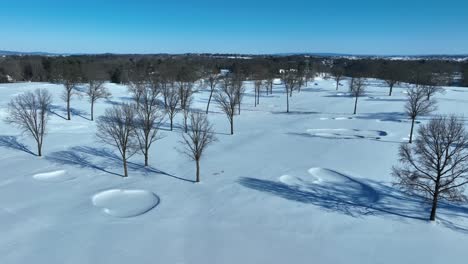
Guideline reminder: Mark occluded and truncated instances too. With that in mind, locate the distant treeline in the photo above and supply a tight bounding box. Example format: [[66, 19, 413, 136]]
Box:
[[0, 54, 467, 87]]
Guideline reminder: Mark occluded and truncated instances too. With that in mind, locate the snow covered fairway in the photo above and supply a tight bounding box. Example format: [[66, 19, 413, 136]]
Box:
[[1, 78, 468, 264]]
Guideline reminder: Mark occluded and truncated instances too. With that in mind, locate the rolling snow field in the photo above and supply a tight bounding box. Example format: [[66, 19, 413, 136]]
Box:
[[1, 78, 468, 264]]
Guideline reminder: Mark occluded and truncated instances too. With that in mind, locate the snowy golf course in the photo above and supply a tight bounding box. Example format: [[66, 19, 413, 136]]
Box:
[[1, 77, 468, 264]]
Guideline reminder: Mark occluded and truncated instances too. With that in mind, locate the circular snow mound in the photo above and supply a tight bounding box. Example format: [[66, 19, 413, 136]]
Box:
[[92, 189, 159, 217], [33, 170, 75, 182]]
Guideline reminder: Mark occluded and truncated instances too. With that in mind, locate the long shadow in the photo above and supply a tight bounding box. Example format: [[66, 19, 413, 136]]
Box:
[[46, 148, 122, 177], [105, 99, 123, 106], [301, 87, 329, 93], [270, 110, 320, 115], [50, 105, 91, 121], [50, 109, 68, 120], [0, 136, 37, 156], [46, 146, 194, 182], [365, 97, 407, 102], [354, 112, 434, 124], [238, 171, 468, 232], [70, 108, 91, 121]]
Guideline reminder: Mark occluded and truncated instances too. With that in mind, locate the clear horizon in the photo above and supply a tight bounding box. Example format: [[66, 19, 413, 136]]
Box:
[[2, 0, 468, 55]]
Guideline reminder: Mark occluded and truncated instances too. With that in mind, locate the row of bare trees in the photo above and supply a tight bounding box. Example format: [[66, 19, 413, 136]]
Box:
[[96, 102, 215, 181], [4, 81, 216, 181], [4, 79, 111, 157]]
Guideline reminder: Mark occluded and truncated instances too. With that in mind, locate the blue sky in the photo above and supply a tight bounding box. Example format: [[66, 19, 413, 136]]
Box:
[[1, 0, 467, 55]]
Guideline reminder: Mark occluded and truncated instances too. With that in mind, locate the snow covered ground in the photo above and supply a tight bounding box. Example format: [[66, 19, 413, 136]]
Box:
[[1, 78, 468, 264]]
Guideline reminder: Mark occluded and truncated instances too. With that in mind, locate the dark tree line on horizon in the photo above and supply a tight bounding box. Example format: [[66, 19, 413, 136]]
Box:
[[1, 54, 467, 88]]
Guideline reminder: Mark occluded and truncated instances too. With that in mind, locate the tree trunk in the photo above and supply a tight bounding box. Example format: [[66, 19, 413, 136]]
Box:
[[123, 157, 128, 177], [196, 159, 200, 182], [389, 84, 394, 96], [286, 89, 290, 113], [336, 80, 339, 90], [170, 118, 173, 131], [409, 118, 416, 143], [90, 102, 94, 121], [206, 89, 214, 114], [37, 143, 42, 157], [430, 186, 440, 221], [67, 98, 71, 120], [238, 102, 241, 115], [144, 152, 149, 167], [353, 96, 358, 115], [230, 117, 234, 135], [254, 89, 257, 107]]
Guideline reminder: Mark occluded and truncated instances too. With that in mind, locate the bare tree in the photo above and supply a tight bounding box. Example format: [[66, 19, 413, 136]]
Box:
[[96, 104, 137, 177], [86, 80, 111, 121], [423, 84, 444, 100], [305, 65, 315, 87], [280, 70, 300, 113], [134, 85, 165, 166], [384, 78, 399, 97], [349, 77, 366, 115], [5, 89, 52, 156], [215, 77, 239, 135], [61, 79, 80, 120], [53, 60, 82, 120], [178, 82, 194, 133], [180, 112, 217, 182], [205, 71, 220, 114], [164, 85, 180, 131], [393, 115, 468, 221], [128, 81, 145, 106], [264, 78, 274, 95], [380, 63, 402, 96], [331, 66, 344, 90], [233, 74, 245, 115], [254, 80, 262, 107], [405, 86, 437, 143]]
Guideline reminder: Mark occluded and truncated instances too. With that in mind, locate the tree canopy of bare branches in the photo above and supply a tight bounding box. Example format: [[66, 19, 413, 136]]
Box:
[[5, 89, 52, 156], [180, 112, 216, 182], [393, 115, 468, 221], [86, 80, 111, 121], [96, 104, 138, 177], [405, 86, 437, 143]]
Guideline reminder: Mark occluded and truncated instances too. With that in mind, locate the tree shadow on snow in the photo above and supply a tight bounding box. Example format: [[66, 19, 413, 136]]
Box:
[[46, 146, 194, 182], [270, 110, 320, 115], [238, 172, 468, 233], [50, 105, 91, 121], [365, 97, 407, 102], [0, 135, 37, 156]]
